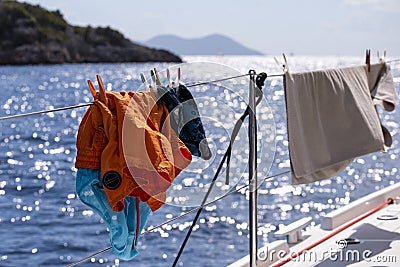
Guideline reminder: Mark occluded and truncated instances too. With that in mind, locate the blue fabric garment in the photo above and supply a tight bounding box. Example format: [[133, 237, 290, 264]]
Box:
[[158, 83, 212, 160], [76, 168, 151, 260]]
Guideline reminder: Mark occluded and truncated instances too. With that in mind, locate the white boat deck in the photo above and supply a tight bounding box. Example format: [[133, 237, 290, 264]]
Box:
[[284, 201, 400, 267], [228, 183, 400, 267]]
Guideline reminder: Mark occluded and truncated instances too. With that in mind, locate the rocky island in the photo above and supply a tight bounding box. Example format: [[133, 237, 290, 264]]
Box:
[[0, 0, 182, 65]]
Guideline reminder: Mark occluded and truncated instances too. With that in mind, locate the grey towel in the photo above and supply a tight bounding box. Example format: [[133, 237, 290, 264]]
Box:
[[284, 63, 397, 185]]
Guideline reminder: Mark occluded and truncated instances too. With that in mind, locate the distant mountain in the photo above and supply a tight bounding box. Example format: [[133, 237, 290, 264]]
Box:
[[0, 0, 181, 65], [145, 34, 263, 56]]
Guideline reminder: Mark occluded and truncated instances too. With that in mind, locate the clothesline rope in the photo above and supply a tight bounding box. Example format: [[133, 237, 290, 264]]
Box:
[[0, 103, 91, 121], [0, 72, 262, 122], [65, 170, 291, 267], [2, 58, 400, 122], [386, 58, 400, 63], [185, 73, 252, 87]]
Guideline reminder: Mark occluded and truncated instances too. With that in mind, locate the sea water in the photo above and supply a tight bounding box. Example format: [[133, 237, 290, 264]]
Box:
[[0, 56, 399, 267]]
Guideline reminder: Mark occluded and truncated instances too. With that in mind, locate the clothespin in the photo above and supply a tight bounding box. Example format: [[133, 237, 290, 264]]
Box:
[[148, 69, 158, 93], [365, 49, 371, 72], [167, 67, 181, 94], [151, 68, 166, 100], [150, 69, 160, 89], [274, 53, 292, 80], [140, 73, 151, 91], [153, 68, 162, 85], [377, 50, 387, 63], [88, 80, 97, 98], [274, 53, 289, 73], [167, 68, 181, 88], [87, 74, 108, 105], [166, 68, 173, 87]]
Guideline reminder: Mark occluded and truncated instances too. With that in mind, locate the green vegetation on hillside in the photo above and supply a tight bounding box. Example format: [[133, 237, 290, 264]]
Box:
[[0, 0, 67, 46], [73, 26, 131, 48], [0, 0, 181, 64]]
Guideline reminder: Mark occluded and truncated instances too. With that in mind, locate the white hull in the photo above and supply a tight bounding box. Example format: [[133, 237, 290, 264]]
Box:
[[229, 183, 400, 267]]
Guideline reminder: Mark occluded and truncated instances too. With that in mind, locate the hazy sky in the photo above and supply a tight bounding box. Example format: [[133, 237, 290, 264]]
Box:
[[24, 0, 400, 56]]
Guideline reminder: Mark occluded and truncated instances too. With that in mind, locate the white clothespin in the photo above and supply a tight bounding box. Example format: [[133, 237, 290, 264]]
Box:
[[167, 67, 181, 94], [141, 69, 158, 97], [152, 68, 167, 99], [274, 53, 292, 80], [153, 68, 162, 85], [149, 69, 160, 94], [166, 68, 173, 87], [150, 69, 157, 87], [167, 68, 181, 87], [377, 50, 387, 63], [140, 73, 151, 91], [274, 53, 289, 73]]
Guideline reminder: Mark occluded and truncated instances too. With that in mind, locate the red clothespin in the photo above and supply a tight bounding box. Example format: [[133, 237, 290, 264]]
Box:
[[87, 74, 108, 105], [365, 49, 371, 72]]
